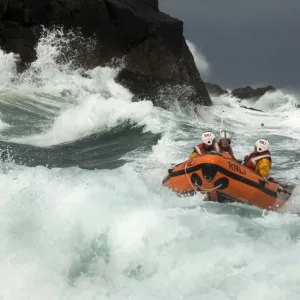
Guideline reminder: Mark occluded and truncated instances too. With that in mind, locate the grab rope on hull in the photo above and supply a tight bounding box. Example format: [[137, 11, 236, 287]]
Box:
[[184, 158, 222, 193]]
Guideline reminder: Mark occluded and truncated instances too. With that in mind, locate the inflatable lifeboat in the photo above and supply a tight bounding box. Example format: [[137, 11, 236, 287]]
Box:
[[162, 152, 292, 211]]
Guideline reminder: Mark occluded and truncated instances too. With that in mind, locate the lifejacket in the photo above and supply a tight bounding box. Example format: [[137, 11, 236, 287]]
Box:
[[218, 143, 234, 157], [244, 150, 272, 170], [194, 142, 220, 155]]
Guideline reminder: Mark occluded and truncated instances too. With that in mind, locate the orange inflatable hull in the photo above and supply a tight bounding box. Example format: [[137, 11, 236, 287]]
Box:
[[162, 152, 292, 211]]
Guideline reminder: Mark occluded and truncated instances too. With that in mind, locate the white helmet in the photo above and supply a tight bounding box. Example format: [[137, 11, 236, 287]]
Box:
[[255, 139, 269, 152], [201, 131, 216, 146], [220, 131, 231, 143]]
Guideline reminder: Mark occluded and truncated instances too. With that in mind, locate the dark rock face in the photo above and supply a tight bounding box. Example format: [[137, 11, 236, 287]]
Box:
[[205, 82, 228, 97], [0, 0, 212, 107], [232, 85, 276, 100]]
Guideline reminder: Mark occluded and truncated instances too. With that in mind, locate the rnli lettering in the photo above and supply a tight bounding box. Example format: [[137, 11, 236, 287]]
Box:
[[228, 161, 246, 175]]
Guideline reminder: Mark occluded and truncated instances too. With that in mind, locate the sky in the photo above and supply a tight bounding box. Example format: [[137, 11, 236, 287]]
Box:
[[159, 0, 300, 90]]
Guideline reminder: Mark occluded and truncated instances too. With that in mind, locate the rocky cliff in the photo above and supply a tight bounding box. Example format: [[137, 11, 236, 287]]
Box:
[[205, 82, 228, 97], [231, 85, 276, 100], [205, 82, 276, 100], [0, 0, 212, 107]]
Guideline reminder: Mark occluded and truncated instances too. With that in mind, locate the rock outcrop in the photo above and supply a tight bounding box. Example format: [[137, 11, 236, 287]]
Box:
[[0, 0, 212, 107], [205, 82, 276, 101], [232, 85, 276, 100], [205, 82, 228, 97]]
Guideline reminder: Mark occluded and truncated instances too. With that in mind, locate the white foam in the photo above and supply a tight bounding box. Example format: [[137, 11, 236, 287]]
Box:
[[1, 162, 300, 299], [251, 90, 298, 112], [0, 29, 156, 146], [1, 27, 300, 300], [186, 40, 210, 80], [0, 49, 18, 87], [11, 93, 153, 146], [211, 93, 240, 108], [0, 117, 10, 131]]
